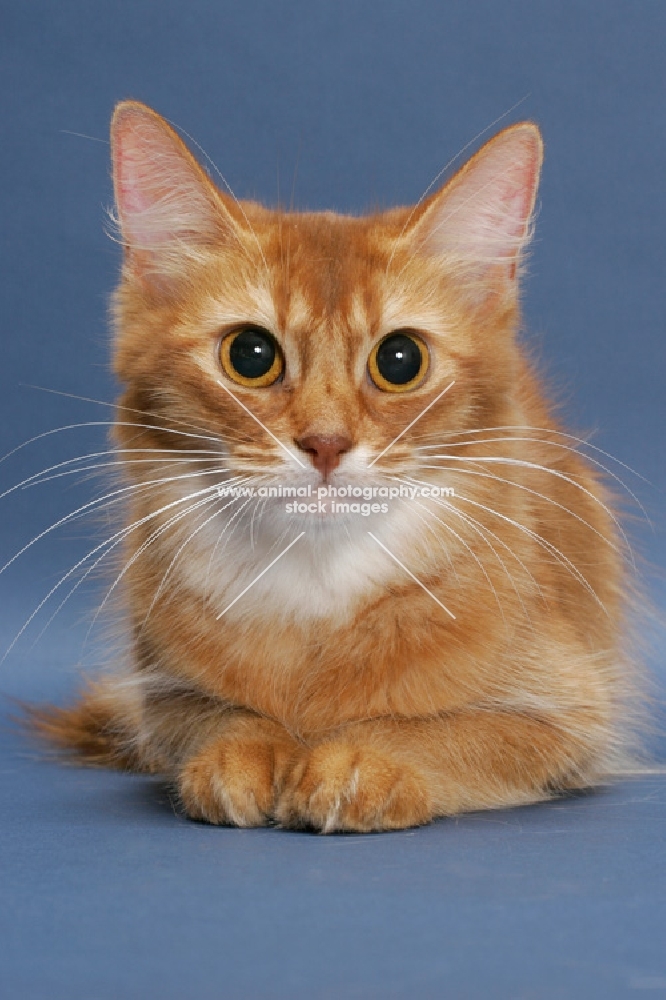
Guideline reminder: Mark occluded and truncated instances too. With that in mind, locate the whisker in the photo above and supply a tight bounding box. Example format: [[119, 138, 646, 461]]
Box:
[[419, 456, 633, 567], [0, 420, 227, 471], [414, 433, 651, 525], [139, 484, 260, 629], [77, 471, 251, 643], [394, 474, 543, 616], [18, 469, 252, 655], [390, 496, 462, 587], [395, 492, 507, 626], [439, 501, 537, 625], [239, 472, 275, 552], [248, 494, 263, 552], [46, 492, 229, 653], [30, 486, 235, 651], [416, 424, 652, 488], [19, 383, 237, 443], [23, 453, 228, 491], [14, 449, 225, 493], [454, 492, 608, 615], [89, 489, 246, 639], [0, 464, 235, 581], [203, 492, 260, 605], [2, 475, 239, 660], [215, 379, 306, 469]]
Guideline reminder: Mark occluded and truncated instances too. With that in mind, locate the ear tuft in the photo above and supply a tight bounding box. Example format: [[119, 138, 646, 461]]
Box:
[[110, 101, 230, 282], [413, 123, 543, 288]]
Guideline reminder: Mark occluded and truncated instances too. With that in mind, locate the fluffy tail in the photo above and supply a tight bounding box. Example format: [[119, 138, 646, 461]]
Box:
[[21, 679, 149, 772]]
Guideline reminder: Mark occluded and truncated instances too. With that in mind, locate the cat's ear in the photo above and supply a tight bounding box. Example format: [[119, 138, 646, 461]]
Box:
[[410, 123, 543, 299], [111, 101, 237, 287]]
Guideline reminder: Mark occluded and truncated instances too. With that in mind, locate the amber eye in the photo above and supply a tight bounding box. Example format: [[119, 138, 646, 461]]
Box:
[[219, 327, 284, 387], [368, 331, 429, 392]]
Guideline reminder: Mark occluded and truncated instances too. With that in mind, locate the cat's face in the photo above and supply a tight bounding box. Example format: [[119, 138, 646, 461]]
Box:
[[111, 103, 541, 616]]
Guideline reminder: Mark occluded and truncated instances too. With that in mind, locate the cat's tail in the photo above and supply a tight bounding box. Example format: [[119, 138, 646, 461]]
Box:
[[20, 678, 150, 772]]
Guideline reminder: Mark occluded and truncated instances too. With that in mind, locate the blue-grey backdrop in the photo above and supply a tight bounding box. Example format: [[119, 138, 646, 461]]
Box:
[[1, 4, 664, 999]]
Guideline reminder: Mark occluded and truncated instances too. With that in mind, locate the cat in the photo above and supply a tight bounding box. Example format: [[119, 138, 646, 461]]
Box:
[[29, 100, 640, 832]]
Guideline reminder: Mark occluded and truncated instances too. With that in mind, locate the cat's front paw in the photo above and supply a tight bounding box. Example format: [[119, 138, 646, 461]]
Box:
[[276, 741, 432, 833], [178, 729, 298, 827]]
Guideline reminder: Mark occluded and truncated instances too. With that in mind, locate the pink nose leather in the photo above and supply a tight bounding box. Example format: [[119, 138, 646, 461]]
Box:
[[295, 434, 352, 477]]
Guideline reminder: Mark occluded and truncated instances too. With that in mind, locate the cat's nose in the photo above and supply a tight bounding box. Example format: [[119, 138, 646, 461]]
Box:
[[294, 434, 352, 477]]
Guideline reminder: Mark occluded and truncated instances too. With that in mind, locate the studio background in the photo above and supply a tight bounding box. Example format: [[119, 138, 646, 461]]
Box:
[[1, 3, 664, 998]]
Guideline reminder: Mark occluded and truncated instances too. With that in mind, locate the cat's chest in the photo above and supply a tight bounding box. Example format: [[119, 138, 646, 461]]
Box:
[[137, 567, 486, 736], [177, 541, 354, 626], [163, 486, 411, 621]]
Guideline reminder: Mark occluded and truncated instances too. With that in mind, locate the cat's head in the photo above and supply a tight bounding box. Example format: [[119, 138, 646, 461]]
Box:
[[110, 102, 541, 609]]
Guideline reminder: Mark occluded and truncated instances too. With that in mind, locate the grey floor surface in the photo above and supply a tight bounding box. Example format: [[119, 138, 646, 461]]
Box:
[[1, 641, 665, 1000]]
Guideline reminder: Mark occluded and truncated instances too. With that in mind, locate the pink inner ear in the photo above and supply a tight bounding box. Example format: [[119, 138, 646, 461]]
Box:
[[117, 151, 158, 219], [111, 105, 222, 257], [497, 171, 536, 248], [419, 125, 543, 267]]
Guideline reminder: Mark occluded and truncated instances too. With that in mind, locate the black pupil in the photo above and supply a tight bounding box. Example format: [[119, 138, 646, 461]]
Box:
[[376, 333, 423, 385], [229, 328, 276, 379]]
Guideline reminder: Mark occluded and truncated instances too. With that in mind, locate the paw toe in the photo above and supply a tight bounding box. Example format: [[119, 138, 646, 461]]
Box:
[[277, 742, 431, 833], [178, 738, 276, 827]]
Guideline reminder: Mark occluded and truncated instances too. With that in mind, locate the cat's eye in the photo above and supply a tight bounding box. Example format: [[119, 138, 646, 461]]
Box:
[[368, 331, 429, 392], [218, 326, 284, 388]]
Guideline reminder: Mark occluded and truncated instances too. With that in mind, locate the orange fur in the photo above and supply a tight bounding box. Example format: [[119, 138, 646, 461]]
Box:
[[30, 101, 641, 832]]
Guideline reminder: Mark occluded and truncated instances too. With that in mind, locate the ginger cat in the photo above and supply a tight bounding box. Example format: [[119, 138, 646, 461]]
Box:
[[31, 101, 637, 832]]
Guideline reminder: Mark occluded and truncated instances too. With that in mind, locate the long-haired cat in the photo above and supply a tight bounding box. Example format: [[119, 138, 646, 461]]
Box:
[[30, 100, 640, 832]]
